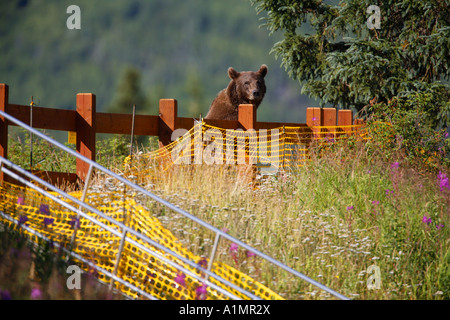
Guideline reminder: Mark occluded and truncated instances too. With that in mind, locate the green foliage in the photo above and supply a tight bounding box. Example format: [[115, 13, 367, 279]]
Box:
[[96, 134, 130, 169], [365, 92, 450, 169], [108, 67, 146, 114], [251, 0, 450, 124], [8, 129, 134, 173], [8, 129, 76, 172]]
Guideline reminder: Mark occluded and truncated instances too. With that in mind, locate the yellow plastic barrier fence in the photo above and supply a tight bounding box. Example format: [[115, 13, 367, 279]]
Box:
[[0, 182, 283, 300], [124, 121, 368, 175]]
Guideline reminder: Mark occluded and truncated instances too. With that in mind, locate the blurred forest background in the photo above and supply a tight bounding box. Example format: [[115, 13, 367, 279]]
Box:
[[0, 0, 314, 125]]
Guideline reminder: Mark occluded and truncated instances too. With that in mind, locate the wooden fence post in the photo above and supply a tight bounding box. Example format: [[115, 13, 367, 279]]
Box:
[[338, 109, 353, 134], [306, 107, 323, 140], [306, 107, 323, 127], [0, 84, 8, 183], [238, 104, 256, 130], [322, 108, 336, 127], [158, 99, 177, 148], [76, 93, 96, 182], [238, 104, 257, 182]]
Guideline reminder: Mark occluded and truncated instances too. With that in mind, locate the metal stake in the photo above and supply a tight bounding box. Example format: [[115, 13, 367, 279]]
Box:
[[30, 96, 34, 171], [207, 232, 221, 273], [129, 104, 136, 162], [110, 227, 127, 290], [68, 163, 94, 255]]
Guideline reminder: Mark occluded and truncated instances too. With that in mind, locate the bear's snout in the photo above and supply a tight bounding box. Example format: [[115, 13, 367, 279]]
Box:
[[249, 89, 262, 102]]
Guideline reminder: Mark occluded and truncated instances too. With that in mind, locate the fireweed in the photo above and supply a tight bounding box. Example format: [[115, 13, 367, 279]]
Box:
[[2, 129, 448, 299]]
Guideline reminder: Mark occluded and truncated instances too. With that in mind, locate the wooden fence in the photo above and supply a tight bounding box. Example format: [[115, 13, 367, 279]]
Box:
[[0, 83, 358, 186]]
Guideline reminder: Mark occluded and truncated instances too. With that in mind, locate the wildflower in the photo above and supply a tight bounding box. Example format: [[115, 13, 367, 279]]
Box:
[[437, 171, 449, 192], [174, 273, 186, 288], [229, 243, 239, 253], [346, 205, 354, 211], [371, 200, 380, 205], [39, 204, 50, 215], [18, 215, 28, 226], [385, 189, 394, 196], [221, 227, 229, 233], [436, 224, 444, 230], [229, 243, 239, 266], [246, 250, 256, 258], [31, 288, 42, 300], [17, 197, 24, 205], [195, 284, 208, 300], [0, 289, 11, 300], [197, 257, 207, 269], [43, 217, 54, 227], [422, 216, 432, 225], [391, 162, 399, 169]]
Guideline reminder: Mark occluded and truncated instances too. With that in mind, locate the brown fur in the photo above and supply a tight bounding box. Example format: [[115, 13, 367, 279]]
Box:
[[205, 65, 268, 121]]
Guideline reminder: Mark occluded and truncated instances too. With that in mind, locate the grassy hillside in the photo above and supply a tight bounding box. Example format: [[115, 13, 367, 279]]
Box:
[[0, 0, 311, 122]]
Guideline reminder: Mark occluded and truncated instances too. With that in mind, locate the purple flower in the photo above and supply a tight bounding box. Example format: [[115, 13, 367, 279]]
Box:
[[69, 216, 80, 229], [195, 284, 208, 300], [197, 257, 207, 269], [17, 197, 24, 205], [221, 227, 229, 233], [31, 288, 42, 300], [436, 224, 445, 230], [174, 273, 186, 288], [246, 250, 256, 258], [386, 189, 394, 195], [229, 243, 239, 253], [437, 171, 449, 192], [346, 205, 354, 211], [371, 200, 380, 205], [39, 204, 50, 215], [391, 162, 399, 169], [229, 243, 239, 266], [18, 215, 28, 226], [312, 117, 317, 122], [0, 289, 11, 300], [43, 217, 54, 227], [422, 215, 432, 225]]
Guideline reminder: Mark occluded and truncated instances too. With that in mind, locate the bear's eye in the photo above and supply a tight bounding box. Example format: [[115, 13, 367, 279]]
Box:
[[244, 81, 250, 86]]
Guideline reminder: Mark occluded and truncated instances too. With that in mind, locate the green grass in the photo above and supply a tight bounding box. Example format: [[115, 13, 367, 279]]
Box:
[[127, 139, 449, 300], [1, 127, 449, 300]]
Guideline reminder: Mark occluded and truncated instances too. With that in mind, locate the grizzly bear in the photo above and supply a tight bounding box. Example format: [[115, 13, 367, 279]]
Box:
[[205, 64, 268, 121]]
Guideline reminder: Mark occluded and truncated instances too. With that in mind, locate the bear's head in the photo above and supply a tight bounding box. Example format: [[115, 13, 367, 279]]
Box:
[[227, 64, 268, 107]]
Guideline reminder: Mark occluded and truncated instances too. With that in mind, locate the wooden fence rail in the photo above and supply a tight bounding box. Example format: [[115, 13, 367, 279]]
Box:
[[0, 83, 357, 186]]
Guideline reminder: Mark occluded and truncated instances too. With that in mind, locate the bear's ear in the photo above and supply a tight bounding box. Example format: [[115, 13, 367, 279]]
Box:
[[258, 64, 268, 77], [228, 67, 240, 80]]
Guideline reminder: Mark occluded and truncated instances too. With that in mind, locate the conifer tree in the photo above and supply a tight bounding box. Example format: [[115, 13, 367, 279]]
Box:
[[251, 0, 449, 126]]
